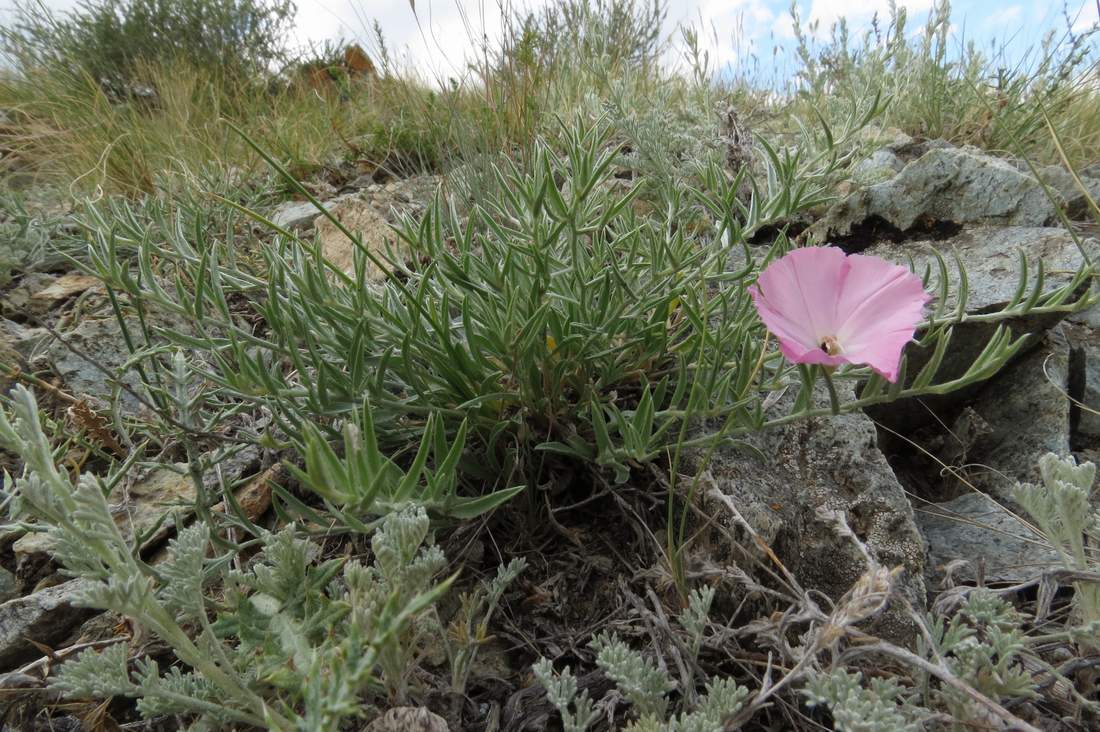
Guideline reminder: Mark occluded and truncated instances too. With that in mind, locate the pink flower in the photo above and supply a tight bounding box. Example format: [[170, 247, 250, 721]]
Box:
[[748, 247, 931, 383]]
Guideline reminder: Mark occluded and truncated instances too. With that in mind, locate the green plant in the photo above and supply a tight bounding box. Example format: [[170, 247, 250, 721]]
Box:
[[538, 588, 748, 730], [803, 670, 924, 732], [808, 591, 1041, 729], [289, 408, 523, 524], [440, 557, 527, 694], [1, 0, 296, 87], [0, 385, 457, 729], [533, 658, 601, 732], [71, 116, 1096, 519], [1014, 452, 1100, 641], [788, 0, 1100, 166], [0, 191, 76, 285]]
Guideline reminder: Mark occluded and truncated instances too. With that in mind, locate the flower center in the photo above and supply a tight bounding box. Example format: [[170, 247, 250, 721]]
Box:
[[820, 335, 842, 356]]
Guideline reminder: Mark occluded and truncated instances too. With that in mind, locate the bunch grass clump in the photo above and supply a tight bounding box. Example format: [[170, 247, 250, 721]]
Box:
[[787, 0, 1100, 166]]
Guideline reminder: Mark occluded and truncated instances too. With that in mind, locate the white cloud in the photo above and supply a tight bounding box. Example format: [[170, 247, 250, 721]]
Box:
[[985, 3, 1022, 27], [1069, 0, 1099, 32], [802, 0, 934, 35], [677, 0, 779, 72]]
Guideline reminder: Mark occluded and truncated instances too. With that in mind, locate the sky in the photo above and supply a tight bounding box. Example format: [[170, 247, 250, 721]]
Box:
[[2, 0, 1097, 83]]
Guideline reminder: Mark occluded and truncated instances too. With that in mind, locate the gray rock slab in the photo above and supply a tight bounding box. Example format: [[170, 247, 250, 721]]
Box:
[[689, 385, 926, 642], [916, 492, 1061, 586], [270, 200, 323, 231], [941, 331, 1073, 503], [46, 316, 150, 414], [812, 146, 1064, 240], [0, 579, 96, 669], [1036, 165, 1100, 220]]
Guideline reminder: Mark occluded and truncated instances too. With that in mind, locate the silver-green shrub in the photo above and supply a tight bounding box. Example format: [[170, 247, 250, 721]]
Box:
[[0, 385, 457, 730], [1015, 452, 1100, 632]]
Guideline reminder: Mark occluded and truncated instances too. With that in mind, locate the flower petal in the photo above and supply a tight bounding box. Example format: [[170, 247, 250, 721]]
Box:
[[834, 254, 931, 381], [750, 247, 847, 355]]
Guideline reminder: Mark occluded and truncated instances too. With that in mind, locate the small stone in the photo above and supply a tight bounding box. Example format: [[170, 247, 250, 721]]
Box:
[[1, 318, 47, 360], [1, 273, 59, 320], [0, 579, 97, 669], [0, 568, 17, 604], [270, 200, 322, 231], [29, 273, 101, 304]]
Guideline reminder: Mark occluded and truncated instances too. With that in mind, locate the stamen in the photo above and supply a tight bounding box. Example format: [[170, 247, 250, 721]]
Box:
[[820, 335, 842, 356]]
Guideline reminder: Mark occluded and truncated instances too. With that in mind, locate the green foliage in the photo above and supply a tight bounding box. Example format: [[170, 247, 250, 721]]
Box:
[[542, 596, 748, 732], [1014, 452, 1100, 640], [591, 631, 675, 719], [1, 0, 296, 86], [347, 506, 446, 703], [289, 409, 523, 522], [71, 112, 1094, 511], [804, 670, 925, 732], [920, 590, 1038, 721], [809, 589, 1042, 730], [788, 0, 1100, 165], [441, 557, 527, 693], [0, 386, 456, 730], [0, 192, 79, 285], [655, 678, 750, 732], [534, 658, 601, 732]]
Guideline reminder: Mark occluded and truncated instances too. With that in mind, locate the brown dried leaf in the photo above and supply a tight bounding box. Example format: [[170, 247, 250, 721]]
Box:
[[67, 400, 125, 458]]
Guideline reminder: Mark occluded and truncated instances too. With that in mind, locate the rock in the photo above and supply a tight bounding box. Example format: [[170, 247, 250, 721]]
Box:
[[270, 200, 323, 231], [690, 384, 926, 642], [1, 273, 59, 321], [43, 306, 202, 416], [46, 316, 151, 414], [865, 227, 1098, 394], [0, 568, 17, 604], [11, 532, 58, 590], [940, 331, 1073, 503], [1063, 323, 1100, 448], [315, 197, 408, 282], [342, 44, 377, 78], [0, 319, 31, 392], [1035, 164, 1100, 220], [1, 317, 47, 361], [28, 273, 101, 305], [884, 136, 954, 162], [0, 579, 96, 669], [364, 707, 449, 732], [872, 226, 1095, 317], [1067, 299, 1100, 330], [811, 146, 1063, 241], [916, 492, 1061, 586], [852, 149, 905, 185], [212, 460, 278, 523]]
